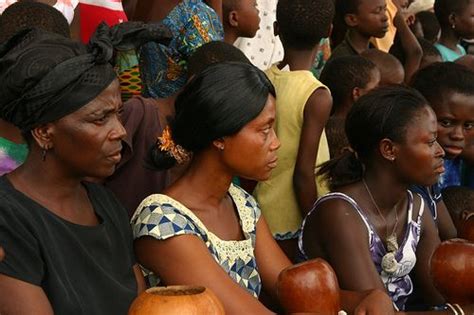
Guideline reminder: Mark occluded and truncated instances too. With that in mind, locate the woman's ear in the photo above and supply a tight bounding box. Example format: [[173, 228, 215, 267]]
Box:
[[31, 124, 54, 150], [379, 138, 397, 162]]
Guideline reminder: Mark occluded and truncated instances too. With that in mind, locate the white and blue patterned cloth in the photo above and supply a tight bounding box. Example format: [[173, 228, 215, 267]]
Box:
[[131, 184, 262, 297], [299, 191, 424, 311]]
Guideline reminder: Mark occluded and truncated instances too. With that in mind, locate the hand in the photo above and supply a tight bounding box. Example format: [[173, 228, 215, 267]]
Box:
[[354, 289, 395, 315]]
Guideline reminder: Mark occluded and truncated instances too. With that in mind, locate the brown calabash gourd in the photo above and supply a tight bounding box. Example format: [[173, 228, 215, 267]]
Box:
[[430, 239, 474, 305], [277, 258, 341, 314], [459, 216, 474, 243], [128, 285, 225, 315]]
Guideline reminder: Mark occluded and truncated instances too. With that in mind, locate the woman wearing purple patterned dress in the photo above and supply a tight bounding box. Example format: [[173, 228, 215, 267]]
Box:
[[298, 86, 474, 314]]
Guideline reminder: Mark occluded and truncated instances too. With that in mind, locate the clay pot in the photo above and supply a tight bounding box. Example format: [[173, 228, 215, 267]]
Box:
[[128, 285, 225, 315], [277, 259, 341, 314], [459, 216, 474, 242], [430, 239, 474, 305]]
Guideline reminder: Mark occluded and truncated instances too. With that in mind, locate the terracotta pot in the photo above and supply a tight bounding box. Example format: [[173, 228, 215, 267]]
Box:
[[459, 217, 474, 243], [277, 259, 341, 314], [128, 285, 225, 315], [430, 239, 474, 305]]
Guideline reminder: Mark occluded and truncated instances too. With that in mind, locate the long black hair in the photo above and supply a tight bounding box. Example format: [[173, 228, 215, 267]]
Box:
[[150, 61, 276, 170], [318, 86, 429, 190]]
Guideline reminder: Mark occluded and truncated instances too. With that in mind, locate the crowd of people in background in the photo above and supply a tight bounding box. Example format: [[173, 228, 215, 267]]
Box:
[[1, 0, 474, 314]]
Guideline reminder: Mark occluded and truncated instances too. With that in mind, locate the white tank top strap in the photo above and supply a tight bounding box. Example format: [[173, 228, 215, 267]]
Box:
[[406, 190, 414, 223], [414, 192, 425, 224]]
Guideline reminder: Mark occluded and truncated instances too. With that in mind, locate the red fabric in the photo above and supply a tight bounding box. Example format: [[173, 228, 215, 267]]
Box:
[[79, 2, 128, 43]]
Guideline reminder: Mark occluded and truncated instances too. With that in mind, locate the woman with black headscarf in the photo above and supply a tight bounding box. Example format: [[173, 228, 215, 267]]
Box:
[[0, 28, 156, 314]]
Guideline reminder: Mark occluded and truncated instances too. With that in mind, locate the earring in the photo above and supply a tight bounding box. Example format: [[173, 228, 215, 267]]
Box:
[[218, 144, 225, 151], [42, 145, 49, 162], [452, 23, 456, 29], [390, 156, 395, 161]]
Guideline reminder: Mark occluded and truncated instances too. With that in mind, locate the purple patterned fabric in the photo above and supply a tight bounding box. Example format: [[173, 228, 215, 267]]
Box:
[[299, 191, 424, 311], [0, 148, 21, 176]]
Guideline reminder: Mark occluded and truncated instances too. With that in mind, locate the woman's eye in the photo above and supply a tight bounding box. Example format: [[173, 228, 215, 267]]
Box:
[[428, 139, 437, 146], [464, 122, 474, 130], [95, 115, 108, 124]]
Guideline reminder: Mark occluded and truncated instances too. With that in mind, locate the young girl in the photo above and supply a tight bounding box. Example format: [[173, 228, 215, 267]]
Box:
[[253, 0, 333, 261], [298, 86, 474, 314], [434, 0, 474, 61], [410, 62, 474, 240], [131, 62, 395, 315]]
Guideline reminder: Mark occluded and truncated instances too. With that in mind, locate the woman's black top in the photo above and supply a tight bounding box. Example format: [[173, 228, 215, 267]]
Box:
[[0, 176, 137, 314]]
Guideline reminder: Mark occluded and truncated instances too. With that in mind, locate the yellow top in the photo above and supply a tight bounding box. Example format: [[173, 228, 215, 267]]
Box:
[[253, 65, 330, 238], [372, 0, 398, 52]]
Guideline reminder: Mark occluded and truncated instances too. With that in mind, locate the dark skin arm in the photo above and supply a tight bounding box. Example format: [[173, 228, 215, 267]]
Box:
[[254, 217, 292, 304], [134, 218, 279, 315], [0, 275, 54, 315], [435, 200, 457, 241], [302, 198, 388, 292], [411, 204, 444, 305], [294, 88, 332, 215], [133, 264, 146, 294], [392, 0, 422, 83], [70, 4, 81, 41]]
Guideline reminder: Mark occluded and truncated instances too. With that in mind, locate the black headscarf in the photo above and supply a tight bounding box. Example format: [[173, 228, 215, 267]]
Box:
[[0, 22, 171, 132]]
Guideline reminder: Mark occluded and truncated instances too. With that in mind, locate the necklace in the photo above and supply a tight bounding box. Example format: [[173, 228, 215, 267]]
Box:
[[362, 179, 400, 274]]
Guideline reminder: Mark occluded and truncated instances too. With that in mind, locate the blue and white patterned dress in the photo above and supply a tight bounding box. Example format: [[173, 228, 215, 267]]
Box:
[[131, 184, 262, 297], [299, 191, 424, 311]]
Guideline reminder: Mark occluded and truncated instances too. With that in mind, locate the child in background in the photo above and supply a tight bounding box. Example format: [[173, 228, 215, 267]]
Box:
[[331, 0, 422, 83], [442, 186, 474, 234], [410, 62, 474, 240], [233, 0, 284, 70], [330, 0, 388, 59], [253, 0, 333, 260], [414, 10, 440, 43], [320, 56, 380, 120], [434, 0, 474, 61], [361, 49, 405, 85], [222, 0, 260, 44], [319, 56, 380, 158]]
